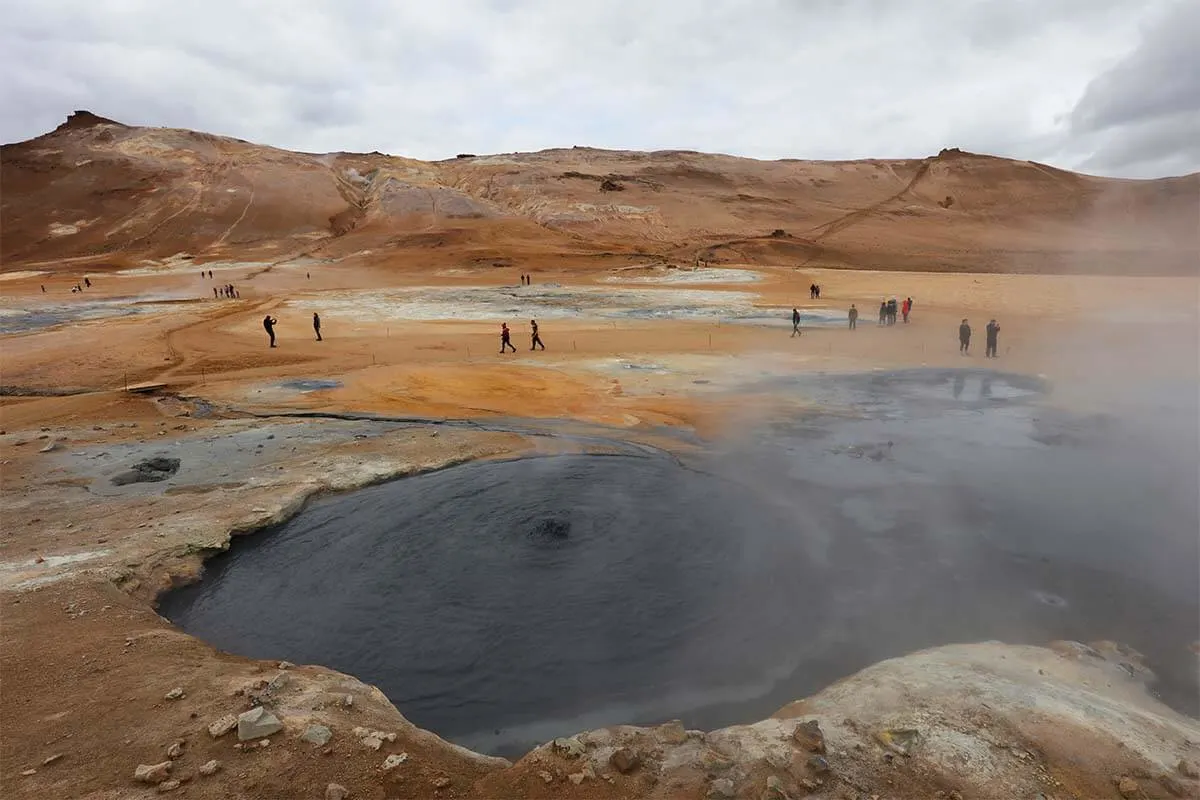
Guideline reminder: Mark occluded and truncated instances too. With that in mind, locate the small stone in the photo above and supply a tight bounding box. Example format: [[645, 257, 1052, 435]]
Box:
[[568, 772, 587, 785], [266, 672, 290, 693], [381, 753, 409, 771], [157, 779, 181, 793], [764, 775, 789, 799], [237, 706, 283, 741], [657, 720, 689, 745], [538, 770, 555, 784], [352, 726, 368, 738], [198, 760, 220, 776], [433, 776, 451, 789], [134, 761, 173, 784], [42, 753, 64, 766], [800, 777, 820, 791], [278, 661, 294, 669], [1117, 776, 1140, 799], [39, 441, 60, 453], [709, 777, 737, 799], [343, 694, 354, 707], [807, 755, 830, 774], [361, 736, 383, 750], [552, 736, 586, 758], [326, 784, 348, 800], [793, 720, 826, 754], [610, 747, 641, 774], [259, 738, 271, 748], [166, 741, 184, 759], [302, 725, 333, 746], [208, 714, 238, 738], [947, 791, 963, 800], [21, 769, 36, 776], [383, 732, 397, 743], [233, 743, 243, 750], [1180, 760, 1200, 779]]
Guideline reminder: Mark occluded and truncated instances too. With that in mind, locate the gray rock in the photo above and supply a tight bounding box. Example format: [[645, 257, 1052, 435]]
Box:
[[538, 770, 555, 784], [157, 779, 181, 793], [793, 720, 826, 754], [361, 736, 383, 750], [609, 747, 640, 774], [42, 753, 64, 766], [708, 778, 737, 799], [237, 706, 283, 741], [302, 724, 333, 746], [208, 713, 238, 738], [198, 760, 221, 776], [807, 755, 830, 774], [552, 736, 586, 758], [326, 784, 348, 800], [266, 671, 290, 693], [111, 457, 180, 485], [134, 761, 173, 784], [432, 776, 451, 789], [39, 440, 60, 453], [278, 661, 294, 669], [1180, 760, 1200, 779], [166, 741, 184, 760], [657, 720, 689, 745]]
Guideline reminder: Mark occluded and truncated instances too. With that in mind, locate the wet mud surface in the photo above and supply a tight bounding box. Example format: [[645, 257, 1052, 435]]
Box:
[[161, 368, 1200, 757]]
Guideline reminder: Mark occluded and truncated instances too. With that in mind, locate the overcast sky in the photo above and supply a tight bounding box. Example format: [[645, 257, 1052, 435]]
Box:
[[3, 0, 1198, 177]]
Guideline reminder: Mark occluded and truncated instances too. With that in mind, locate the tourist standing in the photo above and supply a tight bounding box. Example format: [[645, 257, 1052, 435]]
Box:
[[848, 304, 858, 330], [959, 319, 971, 354], [263, 315, 278, 348], [985, 319, 1000, 358]]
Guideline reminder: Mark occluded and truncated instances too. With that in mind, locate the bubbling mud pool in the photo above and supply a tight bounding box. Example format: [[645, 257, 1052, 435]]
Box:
[[160, 369, 1200, 757]]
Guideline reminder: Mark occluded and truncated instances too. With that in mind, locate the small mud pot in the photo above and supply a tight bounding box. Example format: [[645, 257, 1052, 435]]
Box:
[[160, 369, 1200, 756]]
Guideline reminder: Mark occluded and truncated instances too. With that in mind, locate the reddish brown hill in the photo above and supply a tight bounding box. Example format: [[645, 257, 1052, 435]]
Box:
[[3, 113, 1196, 274]]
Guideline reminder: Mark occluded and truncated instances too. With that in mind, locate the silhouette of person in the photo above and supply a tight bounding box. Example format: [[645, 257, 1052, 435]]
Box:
[[985, 319, 1000, 358], [814, 284, 820, 299], [500, 322, 516, 353], [903, 296, 913, 323], [959, 319, 971, 354], [848, 304, 858, 329], [263, 315, 278, 348], [530, 319, 545, 350], [41, 285, 46, 293], [84, 277, 91, 288], [792, 308, 802, 337], [313, 312, 322, 342], [213, 287, 219, 299], [879, 301, 887, 325]]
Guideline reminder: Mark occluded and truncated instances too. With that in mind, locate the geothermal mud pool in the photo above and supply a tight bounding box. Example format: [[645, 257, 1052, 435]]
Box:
[[161, 369, 1200, 758]]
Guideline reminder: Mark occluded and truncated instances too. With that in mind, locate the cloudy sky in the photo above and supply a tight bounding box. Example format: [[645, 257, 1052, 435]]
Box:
[[3, 0, 1198, 177]]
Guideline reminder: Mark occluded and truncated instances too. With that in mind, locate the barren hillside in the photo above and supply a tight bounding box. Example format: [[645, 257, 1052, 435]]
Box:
[[3, 110, 1197, 274]]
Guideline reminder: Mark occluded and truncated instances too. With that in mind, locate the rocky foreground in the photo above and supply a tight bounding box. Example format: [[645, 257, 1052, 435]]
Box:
[[2, 405, 1198, 799]]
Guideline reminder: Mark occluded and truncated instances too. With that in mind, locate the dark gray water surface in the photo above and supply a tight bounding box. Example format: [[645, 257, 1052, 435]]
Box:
[[160, 368, 1200, 756]]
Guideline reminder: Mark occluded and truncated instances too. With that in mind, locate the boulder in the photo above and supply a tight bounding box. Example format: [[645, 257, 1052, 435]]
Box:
[[792, 720, 826, 754], [134, 761, 172, 784], [609, 747, 641, 774], [302, 725, 333, 746], [208, 714, 238, 738], [237, 707, 283, 741]]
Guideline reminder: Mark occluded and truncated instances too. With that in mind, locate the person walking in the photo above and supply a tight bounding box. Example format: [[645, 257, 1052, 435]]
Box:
[[878, 301, 887, 326], [985, 319, 1000, 358], [792, 308, 802, 337], [530, 319, 545, 350], [500, 322, 516, 353], [313, 312, 322, 342], [848, 304, 858, 329], [958, 319, 971, 355], [213, 287, 219, 299], [901, 297, 911, 323], [263, 315, 278, 348]]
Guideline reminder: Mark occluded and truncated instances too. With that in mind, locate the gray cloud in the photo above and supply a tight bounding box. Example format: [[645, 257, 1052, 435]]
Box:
[[1067, 1, 1200, 175], [2, 0, 1196, 177]]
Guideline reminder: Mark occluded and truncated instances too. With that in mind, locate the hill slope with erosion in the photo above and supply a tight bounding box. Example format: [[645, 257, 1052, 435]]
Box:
[[3, 111, 1196, 275]]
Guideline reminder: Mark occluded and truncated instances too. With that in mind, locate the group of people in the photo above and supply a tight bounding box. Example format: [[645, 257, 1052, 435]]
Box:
[[68, 277, 92, 293], [518, 274, 534, 286], [793, 290, 1004, 358], [808, 283, 822, 299], [959, 319, 1001, 357], [500, 320, 544, 352], [876, 297, 913, 325], [214, 284, 239, 299]]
